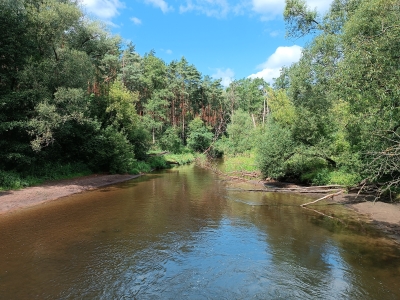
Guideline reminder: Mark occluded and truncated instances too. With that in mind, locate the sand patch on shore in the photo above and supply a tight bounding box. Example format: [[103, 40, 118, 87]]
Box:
[[0, 174, 140, 215]]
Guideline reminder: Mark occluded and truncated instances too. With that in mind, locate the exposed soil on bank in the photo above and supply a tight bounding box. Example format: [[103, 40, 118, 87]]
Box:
[[0, 174, 141, 216], [261, 180, 400, 244], [203, 162, 400, 244], [333, 193, 400, 243]]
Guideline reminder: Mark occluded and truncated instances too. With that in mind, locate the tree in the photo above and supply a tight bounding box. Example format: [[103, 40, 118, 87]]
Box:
[[284, 0, 321, 38], [257, 121, 295, 179], [187, 117, 213, 152], [226, 78, 267, 127], [336, 0, 400, 196], [223, 109, 255, 155]]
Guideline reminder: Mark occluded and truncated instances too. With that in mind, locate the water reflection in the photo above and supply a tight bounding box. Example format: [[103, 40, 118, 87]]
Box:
[[0, 165, 399, 299]]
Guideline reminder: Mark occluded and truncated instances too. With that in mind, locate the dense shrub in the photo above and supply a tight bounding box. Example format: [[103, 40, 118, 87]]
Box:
[[256, 121, 295, 179], [158, 127, 183, 153], [147, 156, 169, 169], [86, 126, 136, 174], [187, 117, 213, 152]]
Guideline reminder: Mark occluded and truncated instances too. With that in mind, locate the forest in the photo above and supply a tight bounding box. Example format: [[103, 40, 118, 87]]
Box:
[[0, 0, 399, 199]]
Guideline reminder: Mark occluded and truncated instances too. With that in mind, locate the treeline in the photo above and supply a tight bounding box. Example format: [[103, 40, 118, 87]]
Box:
[[218, 0, 400, 199], [1, 0, 399, 198], [0, 0, 229, 188]]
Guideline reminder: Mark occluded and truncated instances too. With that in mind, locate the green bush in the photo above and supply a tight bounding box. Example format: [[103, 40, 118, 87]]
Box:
[[147, 156, 169, 169], [0, 170, 29, 190], [224, 109, 256, 155], [164, 152, 195, 165], [222, 153, 258, 173], [127, 124, 151, 161], [285, 153, 327, 178], [256, 121, 295, 179], [0, 161, 92, 191], [301, 168, 361, 187], [129, 161, 152, 174], [86, 126, 136, 173], [187, 117, 213, 152], [158, 126, 183, 153]]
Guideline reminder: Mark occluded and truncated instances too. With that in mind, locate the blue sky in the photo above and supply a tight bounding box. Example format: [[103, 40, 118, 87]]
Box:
[[80, 0, 333, 86]]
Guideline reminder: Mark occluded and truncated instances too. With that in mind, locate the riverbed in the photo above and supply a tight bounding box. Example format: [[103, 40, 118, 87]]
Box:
[[0, 164, 399, 299]]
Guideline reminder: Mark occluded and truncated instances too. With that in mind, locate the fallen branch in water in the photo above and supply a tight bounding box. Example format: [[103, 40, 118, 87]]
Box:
[[302, 206, 346, 225], [303, 185, 345, 189], [300, 191, 346, 225], [300, 191, 343, 207]]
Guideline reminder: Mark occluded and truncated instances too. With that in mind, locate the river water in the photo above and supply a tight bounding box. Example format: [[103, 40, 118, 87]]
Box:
[[0, 164, 400, 299]]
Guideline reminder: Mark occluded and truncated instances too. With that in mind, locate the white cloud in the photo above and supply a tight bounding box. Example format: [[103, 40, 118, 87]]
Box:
[[180, 0, 230, 18], [269, 30, 281, 37], [212, 68, 235, 87], [130, 17, 142, 25], [144, 0, 173, 13], [80, 0, 125, 19], [248, 45, 302, 84], [251, 0, 284, 20], [104, 20, 120, 28], [252, 0, 333, 21], [161, 48, 173, 54], [178, 0, 333, 20], [306, 0, 332, 12]]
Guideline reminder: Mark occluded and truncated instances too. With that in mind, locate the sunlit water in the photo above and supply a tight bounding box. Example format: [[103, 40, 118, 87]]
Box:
[[0, 164, 400, 299]]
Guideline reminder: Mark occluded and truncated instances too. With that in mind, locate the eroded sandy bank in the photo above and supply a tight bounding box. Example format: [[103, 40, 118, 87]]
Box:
[[0, 174, 141, 215]]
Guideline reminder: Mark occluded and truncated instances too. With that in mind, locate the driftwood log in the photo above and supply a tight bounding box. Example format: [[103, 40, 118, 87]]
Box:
[[235, 188, 343, 194], [300, 191, 343, 207], [300, 191, 345, 224]]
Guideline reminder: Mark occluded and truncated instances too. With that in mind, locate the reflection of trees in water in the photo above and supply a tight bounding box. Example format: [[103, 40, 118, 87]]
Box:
[[1, 166, 400, 299], [225, 190, 400, 298]]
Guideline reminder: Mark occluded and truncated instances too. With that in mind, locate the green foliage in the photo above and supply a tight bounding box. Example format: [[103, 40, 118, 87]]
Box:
[[256, 122, 295, 179], [301, 168, 361, 187], [147, 156, 169, 170], [129, 161, 151, 174], [0, 162, 91, 191], [284, 0, 320, 38], [284, 153, 327, 178], [266, 88, 295, 127], [222, 154, 258, 173], [164, 152, 195, 165], [127, 124, 151, 161], [158, 126, 183, 153], [187, 117, 213, 153], [218, 109, 256, 155], [226, 78, 267, 118], [0, 170, 30, 190], [86, 126, 136, 174], [0, 0, 231, 189]]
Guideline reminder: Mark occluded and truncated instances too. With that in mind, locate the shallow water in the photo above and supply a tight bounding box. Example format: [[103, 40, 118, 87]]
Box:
[[0, 165, 399, 299]]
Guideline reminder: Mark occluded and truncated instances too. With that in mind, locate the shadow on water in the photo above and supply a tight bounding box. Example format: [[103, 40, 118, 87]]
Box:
[[0, 164, 400, 299]]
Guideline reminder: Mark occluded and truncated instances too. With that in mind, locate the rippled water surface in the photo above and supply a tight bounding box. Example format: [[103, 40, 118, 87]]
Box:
[[1, 165, 400, 299]]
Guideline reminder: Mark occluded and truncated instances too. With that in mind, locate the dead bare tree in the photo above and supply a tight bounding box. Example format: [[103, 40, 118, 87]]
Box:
[[365, 130, 400, 201]]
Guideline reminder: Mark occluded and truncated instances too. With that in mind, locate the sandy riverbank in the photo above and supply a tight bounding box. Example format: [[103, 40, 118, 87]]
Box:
[[332, 192, 400, 243], [0, 174, 141, 216]]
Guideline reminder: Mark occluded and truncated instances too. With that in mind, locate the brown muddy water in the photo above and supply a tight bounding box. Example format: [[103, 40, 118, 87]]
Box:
[[0, 164, 400, 299]]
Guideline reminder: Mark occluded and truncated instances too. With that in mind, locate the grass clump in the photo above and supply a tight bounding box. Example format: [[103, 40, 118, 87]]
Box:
[[0, 162, 92, 191], [301, 168, 361, 187], [129, 161, 152, 174], [164, 152, 195, 165], [222, 153, 258, 173]]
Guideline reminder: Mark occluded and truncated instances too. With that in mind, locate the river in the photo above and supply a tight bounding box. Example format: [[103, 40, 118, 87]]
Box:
[[0, 164, 399, 299]]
